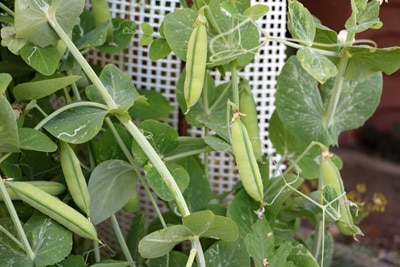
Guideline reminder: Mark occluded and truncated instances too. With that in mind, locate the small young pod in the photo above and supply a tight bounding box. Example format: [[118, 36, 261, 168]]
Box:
[[239, 79, 263, 161], [184, 10, 208, 113], [60, 141, 91, 218], [0, 181, 65, 201], [6, 181, 99, 242], [231, 113, 264, 203], [320, 151, 363, 238]]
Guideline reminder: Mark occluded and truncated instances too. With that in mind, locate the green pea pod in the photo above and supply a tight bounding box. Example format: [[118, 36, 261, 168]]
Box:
[[0, 181, 65, 201], [60, 141, 90, 218], [239, 79, 263, 161], [231, 115, 264, 204], [320, 151, 363, 238], [184, 10, 208, 113], [91, 0, 114, 42], [7, 182, 99, 241]]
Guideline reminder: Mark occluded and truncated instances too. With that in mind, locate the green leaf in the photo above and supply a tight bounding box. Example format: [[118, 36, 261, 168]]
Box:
[[126, 214, 146, 264], [145, 163, 189, 201], [304, 230, 334, 267], [19, 45, 60, 76], [13, 75, 81, 101], [204, 240, 250, 266], [345, 0, 381, 33], [243, 4, 270, 20], [89, 260, 134, 267], [14, 0, 85, 47], [149, 38, 172, 60], [25, 212, 73, 266], [86, 64, 139, 110], [288, 1, 316, 46], [138, 225, 194, 258], [296, 47, 338, 84], [206, 0, 260, 68], [0, 218, 33, 267], [244, 219, 274, 267], [18, 128, 57, 152], [203, 135, 232, 155], [140, 35, 153, 46], [53, 255, 86, 267], [182, 210, 239, 242], [287, 241, 319, 267], [44, 105, 107, 144], [141, 22, 154, 35], [75, 21, 108, 49], [97, 18, 137, 54], [276, 56, 382, 146], [88, 159, 138, 225], [0, 73, 12, 94], [227, 189, 260, 238], [176, 156, 212, 212], [129, 89, 173, 120], [343, 46, 400, 81], [163, 8, 197, 61], [148, 251, 194, 267], [220, 2, 246, 20], [131, 120, 179, 163], [165, 137, 210, 160], [0, 95, 20, 152]]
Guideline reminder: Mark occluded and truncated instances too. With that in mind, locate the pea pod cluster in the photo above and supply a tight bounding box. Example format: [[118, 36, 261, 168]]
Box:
[[231, 111, 264, 204], [183, 8, 208, 113], [239, 79, 263, 162], [319, 151, 363, 238], [60, 141, 91, 218], [6, 181, 99, 241]]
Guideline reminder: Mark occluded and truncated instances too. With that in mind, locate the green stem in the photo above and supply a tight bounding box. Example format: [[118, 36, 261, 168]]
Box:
[[325, 55, 349, 128], [231, 61, 239, 108], [105, 118, 167, 228], [0, 3, 14, 16], [0, 178, 35, 260], [163, 147, 213, 162], [312, 215, 324, 265], [93, 240, 101, 262], [110, 214, 135, 266], [0, 221, 25, 250], [47, 14, 117, 109]]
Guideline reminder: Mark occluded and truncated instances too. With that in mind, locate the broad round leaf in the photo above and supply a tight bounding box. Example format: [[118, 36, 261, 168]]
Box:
[[88, 160, 138, 225], [44, 105, 107, 144], [0, 95, 20, 152], [19, 128, 57, 152]]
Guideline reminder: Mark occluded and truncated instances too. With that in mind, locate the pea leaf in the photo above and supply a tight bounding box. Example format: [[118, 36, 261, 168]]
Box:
[[14, 0, 85, 47], [75, 21, 108, 49], [44, 105, 107, 144], [0, 95, 20, 152], [88, 159, 138, 225], [220, 2, 246, 20], [182, 210, 239, 242], [86, 64, 139, 110], [244, 219, 274, 267], [19, 45, 60, 76], [129, 89, 173, 120], [204, 240, 250, 267], [243, 4, 270, 20], [13, 75, 81, 101], [0, 73, 12, 94], [287, 242, 319, 267], [163, 8, 197, 61], [275, 56, 382, 146], [296, 47, 338, 84], [138, 225, 194, 258], [345, 0, 381, 33], [144, 163, 189, 202], [97, 18, 137, 54], [25, 212, 73, 266], [344, 46, 400, 81], [288, 1, 315, 46], [147, 251, 193, 267], [131, 120, 179, 164], [149, 38, 172, 60], [19, 128, 57, 152]]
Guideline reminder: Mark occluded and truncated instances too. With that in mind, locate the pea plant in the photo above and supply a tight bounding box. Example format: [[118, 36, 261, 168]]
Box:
[[0, 0, 399, 266]]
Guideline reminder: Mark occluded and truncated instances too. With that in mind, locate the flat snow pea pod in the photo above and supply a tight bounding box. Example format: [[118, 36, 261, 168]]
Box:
[[184, 9, 208, 113], [6, 181, 99, 242], [320, 151, 363, 238], [239, 79, 263, 161], [0, 181, 65, 201], [231, 112, 264, 204], [60, 141, 90, 217]]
